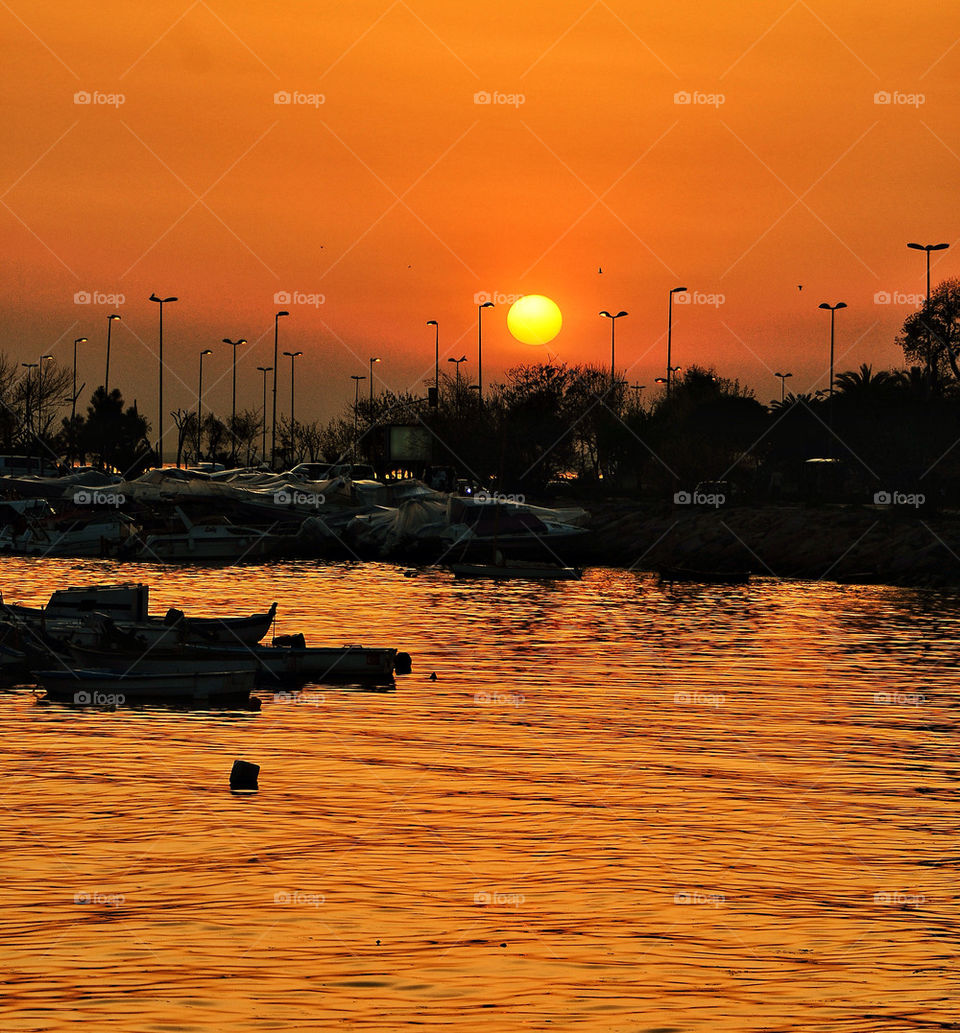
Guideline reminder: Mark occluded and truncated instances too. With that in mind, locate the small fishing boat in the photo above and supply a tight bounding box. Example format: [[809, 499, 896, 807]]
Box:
[[35, 666, 257, 705], [658, 566, 750, 584], [448, 561, 582, 581], [132, 507, 283, 563]]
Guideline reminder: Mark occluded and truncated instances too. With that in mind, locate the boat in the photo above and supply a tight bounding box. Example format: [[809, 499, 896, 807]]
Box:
[[658, 566, 750, 584], [35, 666, 257, 705], [130, 507, 283, 563], [448, 561, 582, 581], [1, 584, 278, 648], [0, 509, 138, 557]]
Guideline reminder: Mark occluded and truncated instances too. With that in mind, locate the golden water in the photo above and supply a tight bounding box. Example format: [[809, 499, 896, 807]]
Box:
[[1, 558, 959, 1030]]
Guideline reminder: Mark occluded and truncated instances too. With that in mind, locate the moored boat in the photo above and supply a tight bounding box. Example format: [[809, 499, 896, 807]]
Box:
[[35, 666, 257, 705]]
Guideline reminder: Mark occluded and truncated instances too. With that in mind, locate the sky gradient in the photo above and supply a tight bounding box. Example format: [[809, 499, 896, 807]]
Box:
[[3, 0, 959, 432]]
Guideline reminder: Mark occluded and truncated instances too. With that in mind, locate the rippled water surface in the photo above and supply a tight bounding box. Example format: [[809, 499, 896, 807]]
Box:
[[2, 558, 960, 1031]]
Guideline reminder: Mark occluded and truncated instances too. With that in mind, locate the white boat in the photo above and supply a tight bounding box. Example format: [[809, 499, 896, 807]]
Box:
[[133, 507, 282, 563], [35, 666, 257, 704], [0, 511, 138, 557]]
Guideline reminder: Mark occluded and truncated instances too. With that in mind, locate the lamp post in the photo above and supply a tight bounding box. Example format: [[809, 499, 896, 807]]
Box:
[[369, 357, 381, 412], [283, 350, 303, 464], [667, 286, 687, 397], [818, 302, 847, 398], [351, 374, 366, 442], [271, 310, 289, 469], [426, 320, 439, 405], [223, 337, 247, 458], [257, 366, 272, 464], [197, 348, 212, 460], [774, 371, 793, 403], [105, 313, 121, 397], [149, 293, 177, 467], [448, 355, 467, 415], [477, 301, 493, 406], [21, 363, 38, 458], [599, 310, 628, 396], [908, 242, 949, 378], [37, 354, 53, 442], [71, 337, 87, 425]]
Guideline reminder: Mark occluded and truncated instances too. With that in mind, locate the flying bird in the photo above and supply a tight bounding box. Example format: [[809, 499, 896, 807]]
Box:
[[598, 266, 603, 273], [798, 285, 803, 290]]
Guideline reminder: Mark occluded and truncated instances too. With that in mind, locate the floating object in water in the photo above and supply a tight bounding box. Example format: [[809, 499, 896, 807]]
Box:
[[429, 672, 438, 681], [230, 759, 260, 792]]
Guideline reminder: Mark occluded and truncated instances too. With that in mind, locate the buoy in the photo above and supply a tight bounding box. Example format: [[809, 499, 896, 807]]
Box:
[[230, 759, 260, 792], [395, 652, 412, 675], [429, 672, 438, 681]]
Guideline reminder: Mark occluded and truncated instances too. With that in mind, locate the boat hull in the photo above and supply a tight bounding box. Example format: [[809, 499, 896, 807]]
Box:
[[36, 667, 257, 704]]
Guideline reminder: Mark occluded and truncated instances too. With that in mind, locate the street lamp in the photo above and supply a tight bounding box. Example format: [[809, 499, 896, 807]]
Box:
[[283, 350, 303, 464], [774, 371, 793, 402], [630, 383, 646, 405], [448, 355, 467, 414], [271, 310, 289, 469], [667, 286, 687, 396], [477, 301, 494, 405], [369, 356, 381, 411], [104, 314, 121, 397], [907, 242, 949, 303], [426, 320, 439, 405], [351, 374, 366, 441], [223, 337, 247, 458], [256, 366, 272, 463], [71, 337, 87, 425], [599, 310, 628, 395], [818, 302, 847, 398], [197, 348, 213, 460], [37, 354, 53, 441], [149, 293, 177, 467]]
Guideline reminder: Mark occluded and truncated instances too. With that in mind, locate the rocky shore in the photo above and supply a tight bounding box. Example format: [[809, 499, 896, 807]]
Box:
[[567, 502, 960, 587]]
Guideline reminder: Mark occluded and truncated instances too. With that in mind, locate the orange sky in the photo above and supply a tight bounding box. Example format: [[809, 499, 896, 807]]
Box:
[[3, 0, 959, 435]]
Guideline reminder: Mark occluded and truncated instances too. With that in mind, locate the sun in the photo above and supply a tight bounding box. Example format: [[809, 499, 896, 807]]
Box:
[[507, 295, 562, 346]]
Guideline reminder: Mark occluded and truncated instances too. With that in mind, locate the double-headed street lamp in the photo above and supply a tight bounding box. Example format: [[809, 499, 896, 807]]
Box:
[[256, 366, 272, 464], [426, 320, 439, 405], [477, 301, 494, 405], [149, 293, 178, 466], [197, 349, 213, 460], [223, 338, 247, 451], [369, 356, 381, 411], [599, 310, 628, 395], [775, 371, 793, 402], [104, 313, 121, 397], [667, 286, 687, 396], [907, 242, 949, 302], [448, 355, 467, 414], [71, 337, 87, 424], [283, 350, 303, 462], [351, 374, 366, 440], [271, 310, 290, 469], [818, 302, 847, 398]]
